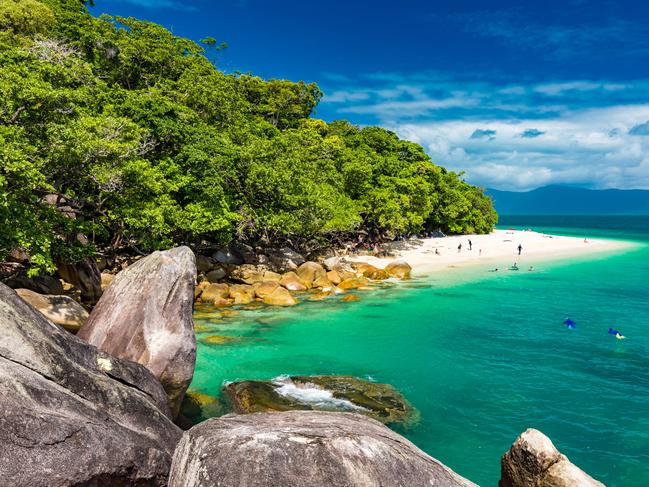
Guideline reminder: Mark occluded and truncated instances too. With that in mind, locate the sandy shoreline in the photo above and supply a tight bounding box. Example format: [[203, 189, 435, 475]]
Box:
[[347, 229, 638, 276]]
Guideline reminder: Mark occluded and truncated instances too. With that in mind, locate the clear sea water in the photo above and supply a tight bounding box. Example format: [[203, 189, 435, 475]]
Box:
[[190, 215, 649, 486]]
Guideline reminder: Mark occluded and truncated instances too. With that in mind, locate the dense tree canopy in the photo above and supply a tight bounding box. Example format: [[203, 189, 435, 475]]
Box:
[[0, 0, 497, 274]]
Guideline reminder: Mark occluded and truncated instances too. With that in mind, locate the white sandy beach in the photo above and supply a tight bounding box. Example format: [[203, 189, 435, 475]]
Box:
[[347, 229, 636, 275]]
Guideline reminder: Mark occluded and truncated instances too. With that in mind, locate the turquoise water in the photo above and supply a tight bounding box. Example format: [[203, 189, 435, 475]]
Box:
[[191, 216, 649, 486]]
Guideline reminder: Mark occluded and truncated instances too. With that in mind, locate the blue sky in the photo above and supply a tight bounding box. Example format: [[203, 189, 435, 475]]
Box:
[[92, 0, 649, 190]]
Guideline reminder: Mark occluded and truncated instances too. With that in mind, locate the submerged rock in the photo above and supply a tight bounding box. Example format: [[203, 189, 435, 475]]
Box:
[[222, 375, 417, 425], [0, 283, 181, 486], [500, 428, 604, 487], [168, 411, 476, 487], [78, 246, 196, 418], [16, 288, 88, 333], [178, 391, 225, 428]]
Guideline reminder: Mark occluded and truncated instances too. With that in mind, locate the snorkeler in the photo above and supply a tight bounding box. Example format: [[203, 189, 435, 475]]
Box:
[[608, 328, 626, 339], [564, 318, 576, 329]]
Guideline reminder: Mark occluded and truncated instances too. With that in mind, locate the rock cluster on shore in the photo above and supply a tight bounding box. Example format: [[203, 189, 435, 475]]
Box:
[[193, 251, 413, 308], [0, 245, 607, 486]]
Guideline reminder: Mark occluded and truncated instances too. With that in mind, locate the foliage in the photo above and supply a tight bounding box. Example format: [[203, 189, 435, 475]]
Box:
[[0, 0, 497, 273]]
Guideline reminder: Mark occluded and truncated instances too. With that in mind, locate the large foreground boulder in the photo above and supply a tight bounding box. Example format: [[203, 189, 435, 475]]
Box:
[[0, 283, 181, 486], [78, 246, 196, 418], [168, 411, 476, 487], [500, 428, 604, 487]]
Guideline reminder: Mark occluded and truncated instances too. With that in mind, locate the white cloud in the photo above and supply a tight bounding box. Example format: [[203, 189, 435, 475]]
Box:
[[391, 104, 649, 190]]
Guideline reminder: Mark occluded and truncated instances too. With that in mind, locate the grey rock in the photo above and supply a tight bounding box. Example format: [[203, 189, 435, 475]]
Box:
[[78, 246, 196, 418], [206, 267, 227, 283], [16, 288, 88, 333], [4, 273, 64, 295], [212, 247, 244, 265], [500, 428, 604, 487], [0, 283, 181, 486], [267, 247, 305, 273], [168, 411, 476, 487], [194, 253, 216, 273], [56, 256, 103, 303]]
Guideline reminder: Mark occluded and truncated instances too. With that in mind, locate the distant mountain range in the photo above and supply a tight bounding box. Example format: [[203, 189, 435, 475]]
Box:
[[486, 186, 649, 215]]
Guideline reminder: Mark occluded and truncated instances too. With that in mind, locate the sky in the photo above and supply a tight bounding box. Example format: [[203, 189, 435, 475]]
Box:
[[91, 0, 649, 191]]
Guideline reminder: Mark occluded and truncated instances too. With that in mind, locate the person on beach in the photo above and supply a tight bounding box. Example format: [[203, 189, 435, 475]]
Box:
[[468, 239, 472, 250], [435, 248, 440, 255], [479, 249, 482, 256], [518, 244, 522, 255], [458, 243, 462, 253]]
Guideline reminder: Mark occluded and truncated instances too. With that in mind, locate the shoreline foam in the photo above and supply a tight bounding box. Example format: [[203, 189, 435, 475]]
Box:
[[346, 229, 638, 276]]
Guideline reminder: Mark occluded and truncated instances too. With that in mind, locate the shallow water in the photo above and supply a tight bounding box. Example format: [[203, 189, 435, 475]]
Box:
[[191, 216, 649, 486]]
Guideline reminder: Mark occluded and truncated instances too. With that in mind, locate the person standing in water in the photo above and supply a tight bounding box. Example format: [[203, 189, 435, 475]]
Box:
[[518, 244, 522, 255]]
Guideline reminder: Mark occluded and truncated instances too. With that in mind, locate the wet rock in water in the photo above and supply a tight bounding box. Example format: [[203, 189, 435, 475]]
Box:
[[296, 261, 327, 284], [309, 290, 333, 301], [222, 375, 417, 425], [385, 260, 412, 279], [341, 294, 360, 302], [229, 264, 268, 284], [229, 284, 255, 304], [279, 271, 308, 291], [168, 411, 475, 487], [263, 286, 298, 306], [78, 246, 196, 419], [326, 269, 342, 284], [0, 283, 181, 486], [337, 276, 369, 290], [500, 428, 604, 487], [15, 288, 88, 333], [354, 262, 390, 280], [178, 391, 225, 428], [253, 280, 280, 298], [56, 256, 103, 303], [199, 283, 230, 303]]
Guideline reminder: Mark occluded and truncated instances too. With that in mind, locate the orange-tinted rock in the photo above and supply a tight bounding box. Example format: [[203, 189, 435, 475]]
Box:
[[263, 287, 298, 306], [279, 272, 308, 291], [385, 261, 412, 279], [296, 262, 327, 284], [263, 271, 282, 282], [309, 291, 333, 301], [341, 294, 360, 302], [229, 284, 255, 305], [337, 277, 369, 290], [229, 264, 268, 285], [312, 275, 335, 291], [200, 283, 230, 303], [326, 269, 342, 285], [253, 280, 280, 299]]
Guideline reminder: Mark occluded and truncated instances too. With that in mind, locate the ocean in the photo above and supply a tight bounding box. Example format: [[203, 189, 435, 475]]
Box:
[[190, 215, 649, 486]]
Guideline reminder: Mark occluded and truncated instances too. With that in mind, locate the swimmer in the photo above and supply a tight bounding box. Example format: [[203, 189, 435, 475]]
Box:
[[564, 318, 576, 329], [528, 266, 534, 271]]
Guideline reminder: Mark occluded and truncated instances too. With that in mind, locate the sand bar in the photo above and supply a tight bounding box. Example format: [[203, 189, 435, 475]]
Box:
[[347, 229, 638, 276]]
